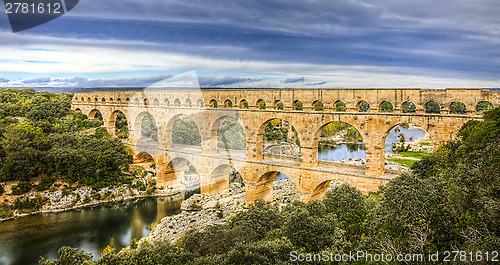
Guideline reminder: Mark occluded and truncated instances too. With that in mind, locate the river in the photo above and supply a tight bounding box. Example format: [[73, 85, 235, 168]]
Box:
[[0, 197, 182, 265], [318, 126, 427, 162]]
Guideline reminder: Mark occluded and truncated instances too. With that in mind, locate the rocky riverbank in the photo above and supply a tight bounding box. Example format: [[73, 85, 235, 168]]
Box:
[[139, 178, 345, 246], [0, 183, 181, 222]]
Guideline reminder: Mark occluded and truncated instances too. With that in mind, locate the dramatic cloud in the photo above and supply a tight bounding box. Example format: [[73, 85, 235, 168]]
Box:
[[199, 77, 263, 87], [283, 77, 306, 84], [0, 0, 499, 88], [22, 77, 51, 84]]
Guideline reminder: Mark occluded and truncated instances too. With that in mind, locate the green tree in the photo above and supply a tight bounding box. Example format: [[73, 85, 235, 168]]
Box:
[[425, 101, 440, 114], [314, 101, 323, 111], [358, 101, 370, 112], [294, 101, 303, 110], [380, 101, 393, 112], [402, 101, 416, 113], [172, 119, 202, 146], [0, 124, 48, 181], [450, 102, 466, 114], [141, 113, 158, 142]]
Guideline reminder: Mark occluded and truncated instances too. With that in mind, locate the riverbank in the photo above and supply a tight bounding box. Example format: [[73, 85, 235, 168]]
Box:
[[0, 184, 183, 222], [138, 178, 343, 247]]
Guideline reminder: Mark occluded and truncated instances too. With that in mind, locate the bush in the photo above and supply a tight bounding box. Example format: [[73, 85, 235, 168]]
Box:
[[92, 193, 101, 200], [13, 195, 48, 212], [35, 177, 55, 191], [11, 181, 32, 195], [0, 184, 4, 195]]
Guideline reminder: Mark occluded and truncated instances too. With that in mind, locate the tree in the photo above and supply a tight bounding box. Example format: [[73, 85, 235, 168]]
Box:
[[450, 102, 466, 114], [172, 119, 202, 146], [425, 101, 440, 114], [141, 113, 158, 142], [358, 101, 370, 112], [314, 101, 324, 111], [294, 101, 303, 110], [402, 101, 416, 113], [380, 101, 393, 112], [0, 124, 48, 181]]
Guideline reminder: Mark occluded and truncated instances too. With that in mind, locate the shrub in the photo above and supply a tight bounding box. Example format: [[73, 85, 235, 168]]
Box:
[[35, 177, 55, 191], [11, 181, 32, 195], [92, 193, 101, 200]]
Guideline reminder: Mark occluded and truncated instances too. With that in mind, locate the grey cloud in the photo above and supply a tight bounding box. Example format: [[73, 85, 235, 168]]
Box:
[[0, 78, 9, 82], [199, 77, 263, 87], [54, 75, 172, 87], [283, 77, 305, 84], [22, 77, 51, 84]]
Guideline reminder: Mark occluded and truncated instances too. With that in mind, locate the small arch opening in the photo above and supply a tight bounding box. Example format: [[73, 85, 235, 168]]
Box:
[[275, 100, 284, 110], [379, 101, 393, 112], [293, 100, 303, 110], [476, 101, 493, 115], [357, 101, 370, 112], [224, 99, 233, 108], [210, 99, 218, 108], [425, 101, 440, 114], [256, 99, 266, 109], [334, 100, 346, 112], [239, 99, 249, 109], [402, 101, 416, 113], [313, 100, 324, 111], [197, 99, 205, 108], [450, 102, 466, 114]]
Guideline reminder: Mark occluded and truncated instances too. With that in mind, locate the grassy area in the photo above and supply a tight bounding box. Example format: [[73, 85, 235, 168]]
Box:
[[398, 151, 429, 159], [387, 158, 415, 168], [419, 140, 433, 146]]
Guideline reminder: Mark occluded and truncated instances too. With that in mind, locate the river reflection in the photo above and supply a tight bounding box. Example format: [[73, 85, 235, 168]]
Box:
[[318, 143, 367, 161], [317, 126, 428, 162], [0, 197, 181, 265], [385, 125, 427, 154]]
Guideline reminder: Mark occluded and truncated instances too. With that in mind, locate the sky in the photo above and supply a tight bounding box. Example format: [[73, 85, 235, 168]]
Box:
[[0, 0, 499, 89]]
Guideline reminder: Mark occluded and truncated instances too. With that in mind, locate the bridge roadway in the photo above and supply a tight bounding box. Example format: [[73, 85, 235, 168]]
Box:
[[71, 88, 500, 203]]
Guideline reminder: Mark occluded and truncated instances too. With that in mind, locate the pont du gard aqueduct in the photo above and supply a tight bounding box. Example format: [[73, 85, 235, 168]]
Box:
[[71, 88, 500, 204]]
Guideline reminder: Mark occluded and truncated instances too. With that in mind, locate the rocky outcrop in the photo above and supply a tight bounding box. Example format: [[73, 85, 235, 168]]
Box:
[[141, 179, 346, 246]]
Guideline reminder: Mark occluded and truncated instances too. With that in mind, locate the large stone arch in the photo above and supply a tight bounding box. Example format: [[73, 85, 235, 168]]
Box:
[[312, 118, 365, 151], [131, 111, 161, 145], [88, 109, 103, 120], [164, 113, 203, 149], [247, 170, 299, 202], [109, 109, 129, 138], [314, 120, 366, 163], [204, 164, 244, 195], [309, 180, 331, 201], [157, 157, 200, 193], [211, 115, 248, 151]]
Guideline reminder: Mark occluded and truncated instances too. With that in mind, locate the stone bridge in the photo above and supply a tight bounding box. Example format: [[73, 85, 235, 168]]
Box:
[[71, 88, 500, 203]]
